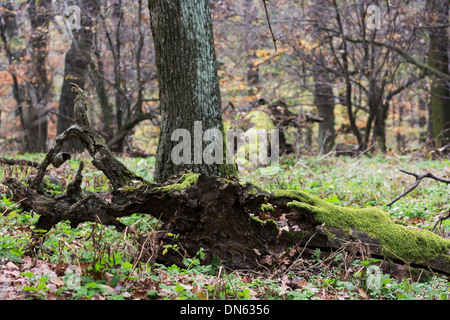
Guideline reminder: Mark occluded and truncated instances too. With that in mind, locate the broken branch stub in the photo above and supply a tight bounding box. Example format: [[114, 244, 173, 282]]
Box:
[[31, 84, 143, 192], [31, 124, 143, 192]]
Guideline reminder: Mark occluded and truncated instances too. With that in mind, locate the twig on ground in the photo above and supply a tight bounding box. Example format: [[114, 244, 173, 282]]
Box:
[[387, 170, 450, 207], [432, 212, 450, 232]]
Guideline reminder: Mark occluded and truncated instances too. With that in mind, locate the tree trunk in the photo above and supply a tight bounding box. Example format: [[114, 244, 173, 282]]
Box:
[[418, 98, 428, 143], [332, 0, 363, 150], [57, 0, 98, 152], [373, 101, 389, 154], [112, 0, 126, 139], [0, 2, 26, 149], [313, 70, 335, 153], [309, 0, 336, 154], [24, 0, 52, 153], [427, 0, 450, 146], [89, 48, 114, 141], [243, 0, 259, 96], [149, 0, 236, 182], [0, 2, 23, 101]]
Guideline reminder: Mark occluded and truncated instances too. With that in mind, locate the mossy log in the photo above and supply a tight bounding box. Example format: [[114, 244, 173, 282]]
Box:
[[3, 168, 450, 275], [2, 85, 449, 275]]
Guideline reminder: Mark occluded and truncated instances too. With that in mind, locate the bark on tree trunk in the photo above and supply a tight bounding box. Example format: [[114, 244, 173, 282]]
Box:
[[24, 0, 52, 153], [427, 0, 450, 146], [148, 0, 236, 182], [309, 1, 336, 154], [313, 71, 335, 154], [89, 30, 114, 141], [57, 0, 98, 152], [0, 1, 25, 139]]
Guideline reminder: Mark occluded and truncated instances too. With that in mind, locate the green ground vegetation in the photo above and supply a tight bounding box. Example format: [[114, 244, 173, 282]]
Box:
[[0, 153, 449, 300]]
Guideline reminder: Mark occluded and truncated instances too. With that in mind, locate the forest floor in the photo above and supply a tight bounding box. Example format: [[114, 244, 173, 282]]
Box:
[[0, 152, 449, 300]]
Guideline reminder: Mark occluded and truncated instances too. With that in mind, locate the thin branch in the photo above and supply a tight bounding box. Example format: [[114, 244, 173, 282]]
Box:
[[0, 157, 40, 168], [106, 111, 159, 149], [432, 212, 450, 232], [262, 0, 278, 52], [387, 170, 450, 206], [344, 37, 450, 81]]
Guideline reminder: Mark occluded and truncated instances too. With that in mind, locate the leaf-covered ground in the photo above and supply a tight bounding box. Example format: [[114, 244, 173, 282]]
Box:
[[0, 153, 449, 300]]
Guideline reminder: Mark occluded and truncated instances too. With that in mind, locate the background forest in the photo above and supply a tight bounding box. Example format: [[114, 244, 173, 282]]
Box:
[[0, 0, 449, 301], [0, 0, 449, 156]]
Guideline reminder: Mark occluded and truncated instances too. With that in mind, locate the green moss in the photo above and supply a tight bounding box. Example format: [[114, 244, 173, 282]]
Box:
[[218, 123, 238, 178], [250, 216, 278, 238], [244, 183, 272, 196], [154, 172, 199, 192], [243, 110, 276, 130], [261, 204, 274, 212], [282, 230, 314, 244], [273, 190, 450, 265], [251, 216, 264, 224], [218, 162, 238, 178]]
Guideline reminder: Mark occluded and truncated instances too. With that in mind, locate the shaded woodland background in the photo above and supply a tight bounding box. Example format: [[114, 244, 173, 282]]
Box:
[[0, 0, 449, 158]]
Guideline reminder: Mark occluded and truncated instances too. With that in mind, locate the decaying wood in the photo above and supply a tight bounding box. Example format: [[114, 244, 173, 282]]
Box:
[[0, 157, 40, 168], [4, 171, 450, 276], [30, 124, 144, 192]]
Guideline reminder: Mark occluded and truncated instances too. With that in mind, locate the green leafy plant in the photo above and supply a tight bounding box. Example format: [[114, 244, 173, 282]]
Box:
[[1, 154, 449, 300], [71, 281, 114, 299], [21, 272, 50, 298]]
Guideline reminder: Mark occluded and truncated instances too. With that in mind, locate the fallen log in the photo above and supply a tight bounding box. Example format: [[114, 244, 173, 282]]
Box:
[[2, 86, 449, 277], [3, 169, 450, 275]]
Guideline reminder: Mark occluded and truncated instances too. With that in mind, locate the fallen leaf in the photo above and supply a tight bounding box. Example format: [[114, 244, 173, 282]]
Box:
[[291, 277, 308, 288], [196, 291, 207, 300], [50, 277, 65, 286], [260, 254, 272, 265], [5, 262, 18, 271], [358, 287, 369, 299]]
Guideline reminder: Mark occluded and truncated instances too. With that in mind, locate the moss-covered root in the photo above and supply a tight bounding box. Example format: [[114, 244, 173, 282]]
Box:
[[154, 172, 199, 192], [274, 190, 450, 266]]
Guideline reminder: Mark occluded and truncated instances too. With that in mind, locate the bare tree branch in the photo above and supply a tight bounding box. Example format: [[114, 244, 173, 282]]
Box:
[[0, 157, 40, 168], [262, 0, 278, 52], [387, 170, 450, 206], [344, 37, 450, 81]]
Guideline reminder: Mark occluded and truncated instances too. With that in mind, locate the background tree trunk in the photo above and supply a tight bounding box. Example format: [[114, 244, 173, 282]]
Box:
[[0, 2, 26, 149], [243, 0, 259, 96], [309, 1, 336, 154], [313, 70, 335, 153], [149, 0, 236, 182], [57, 0, 98, 152], [427, 0, 450, 146], [24, 0, 52, 153]]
